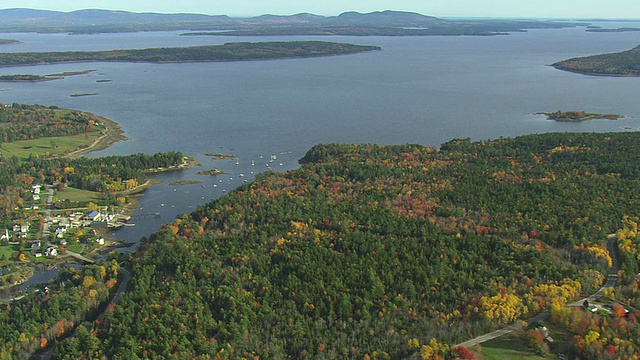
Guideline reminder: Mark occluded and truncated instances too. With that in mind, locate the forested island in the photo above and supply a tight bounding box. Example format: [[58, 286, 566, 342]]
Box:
[[2, 132, 637, 359], [553, 45, 640, 76], [0, 38, 20, 45], [538, 110, 623, 122], [0, 41, 381, 67], [0, 70, 94, 82], [586, 27, 640, 33]]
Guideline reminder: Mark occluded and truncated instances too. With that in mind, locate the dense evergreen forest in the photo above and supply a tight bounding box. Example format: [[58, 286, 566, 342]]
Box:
[[0, 42, 380, 67], [553, 45, 640, 76], [32, 132, 639, 359]]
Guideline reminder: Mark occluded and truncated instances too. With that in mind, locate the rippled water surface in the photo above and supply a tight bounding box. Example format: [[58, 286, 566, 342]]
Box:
[[1, 24, 639, 244]]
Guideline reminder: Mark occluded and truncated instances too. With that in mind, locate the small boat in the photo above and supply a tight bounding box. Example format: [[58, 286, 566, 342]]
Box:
[[239, 173, 244, 177]]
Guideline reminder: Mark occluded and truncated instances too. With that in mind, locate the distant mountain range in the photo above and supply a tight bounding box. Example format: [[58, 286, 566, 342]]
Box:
[[0, 8, 581, 35], [0, 8, 444, 27]]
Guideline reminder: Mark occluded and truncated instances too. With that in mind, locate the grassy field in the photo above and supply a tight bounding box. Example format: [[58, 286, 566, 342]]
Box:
[[474, 335, 545, 360], [0, 244, 18, 263], [0, 131, 102, 161], [55, 187, 101, 204]]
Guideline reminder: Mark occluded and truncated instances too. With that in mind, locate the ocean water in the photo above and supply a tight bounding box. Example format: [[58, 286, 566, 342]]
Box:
[[0, 24, 639, 244]]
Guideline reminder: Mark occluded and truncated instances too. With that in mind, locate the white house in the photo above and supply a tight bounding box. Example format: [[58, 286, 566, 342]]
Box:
[[12, 224, 29, 233], [45, 247, 58, 257], [32, 184, 41, 194], [55, 228, 67, 239]]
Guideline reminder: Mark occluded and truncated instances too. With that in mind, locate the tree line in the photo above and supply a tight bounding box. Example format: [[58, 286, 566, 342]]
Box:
[[44, 132, 640, 358]]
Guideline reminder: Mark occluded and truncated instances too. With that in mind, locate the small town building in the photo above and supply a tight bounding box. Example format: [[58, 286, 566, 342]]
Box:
[[45, 247, 58, 257], [83, 211, 101, 221]]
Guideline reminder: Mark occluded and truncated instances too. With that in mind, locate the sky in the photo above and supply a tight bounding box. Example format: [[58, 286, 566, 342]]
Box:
[[0, 0, 638, 19]]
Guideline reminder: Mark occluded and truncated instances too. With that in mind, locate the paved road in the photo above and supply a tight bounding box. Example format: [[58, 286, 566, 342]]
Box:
[[456, 234, 619, 349], [568, 234, 619, 307], [42, 186, 54, 239], [456, 314, 546, 349], [111, 267, 130, 304], [64, 249, 96, 264]]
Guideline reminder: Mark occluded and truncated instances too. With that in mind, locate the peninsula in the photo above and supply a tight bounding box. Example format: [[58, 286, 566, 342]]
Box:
[[538, 110, 623, 122], [552, 45, 640, 76], [0, 41, 381, 67]]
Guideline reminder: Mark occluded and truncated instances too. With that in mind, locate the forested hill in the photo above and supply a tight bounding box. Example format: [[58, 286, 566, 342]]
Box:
[[0, 9, 581, 35], [50, 132, 640, 358], [553, 45, 640, 76], [0, 41, 380, 67]]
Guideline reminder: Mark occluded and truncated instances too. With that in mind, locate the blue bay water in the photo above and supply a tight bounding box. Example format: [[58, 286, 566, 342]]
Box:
[[0, 25, 639, 244]]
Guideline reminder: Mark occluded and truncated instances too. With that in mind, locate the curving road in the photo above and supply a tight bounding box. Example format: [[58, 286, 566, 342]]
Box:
[[455, 234, 619, 349], [568, 234, 619, 307]]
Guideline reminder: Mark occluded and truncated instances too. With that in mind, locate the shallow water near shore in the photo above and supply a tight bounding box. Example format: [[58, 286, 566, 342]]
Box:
[[1, 24, 639, 248]]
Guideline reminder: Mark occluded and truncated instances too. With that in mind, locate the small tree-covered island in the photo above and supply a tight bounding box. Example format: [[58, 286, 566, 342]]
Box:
[[553, 45, 640, 76], [0, 41, 380, 67], [3, 125, 640, 358], [538, 110, 623, 122]]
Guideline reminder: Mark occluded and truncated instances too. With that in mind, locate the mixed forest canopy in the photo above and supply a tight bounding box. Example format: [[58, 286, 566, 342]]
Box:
[[35, 132, 640, 359]]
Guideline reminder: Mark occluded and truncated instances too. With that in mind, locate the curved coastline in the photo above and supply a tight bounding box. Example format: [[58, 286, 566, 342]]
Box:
[[64, 117, 127, 157]]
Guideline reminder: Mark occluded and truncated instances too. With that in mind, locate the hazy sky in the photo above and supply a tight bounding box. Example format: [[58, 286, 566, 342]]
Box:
[[1, 0, 639, 19]]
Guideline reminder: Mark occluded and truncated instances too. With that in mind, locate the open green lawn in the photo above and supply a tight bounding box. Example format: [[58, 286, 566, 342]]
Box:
[[474, 335, 545, 360], [55, 187, 101, 203], [0, 131, 101, 161], [0, 244, 18, 262], [66, 243, 84, 254]]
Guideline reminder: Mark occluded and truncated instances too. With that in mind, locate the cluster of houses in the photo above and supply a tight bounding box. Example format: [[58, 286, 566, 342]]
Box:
[[2, 208, 107, 259]]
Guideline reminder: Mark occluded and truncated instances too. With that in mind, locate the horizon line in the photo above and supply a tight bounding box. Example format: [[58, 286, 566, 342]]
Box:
[[0, 7, 638, 22]]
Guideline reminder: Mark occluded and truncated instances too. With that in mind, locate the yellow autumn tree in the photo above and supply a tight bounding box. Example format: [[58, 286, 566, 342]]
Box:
[[420, 338, 449, 360], [479, 292, 526, 325], [126, 178, 138, 189]]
